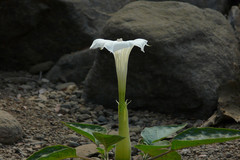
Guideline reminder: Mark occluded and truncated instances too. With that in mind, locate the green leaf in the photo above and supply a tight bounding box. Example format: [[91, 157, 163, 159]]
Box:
[[135, 143, 170, 154], [148, 149, 181, 160], [172, 127, 240, 150], [153, 140, 171, 146], [96, 147, 105, 155], [107, 145, 115, 152], [141, 124, 187, 144], [27, 145, 77, 160], [62, 122, 107, 144], [93, 132, 125, 150]]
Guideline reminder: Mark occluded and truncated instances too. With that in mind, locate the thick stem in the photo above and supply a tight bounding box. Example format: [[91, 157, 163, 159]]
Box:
[[115, 102, 131, 160], [104, 148, 109, 160]]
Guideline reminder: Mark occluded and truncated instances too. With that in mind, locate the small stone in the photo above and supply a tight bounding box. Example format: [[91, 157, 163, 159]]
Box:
[[34, 134, 45, 141], [56, 82, 76, 91], [130, 116, 139, 123], [73, 90, 83, 98], [130, 126, 142, 134], [39, 94, 48, 102], [95, 105, 104, 112], [67, 140, 80, 147], [77, 114, 91, 122], [65, 134, 80, 142], [226, 154, 232, 158], [65, 84, 78, 93], [39, 88, 47, 94], [79, 106, 90, 114], [41, 78, 50, 83], [199, 154, 207, 158], [97, 115, 107, 123], [60, 103, 72, 109], [19, 84, 32, 90]]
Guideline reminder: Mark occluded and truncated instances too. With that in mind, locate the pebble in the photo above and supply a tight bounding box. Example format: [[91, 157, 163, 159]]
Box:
[[97, 115, 107, 123], [77, 114, 91, 122], [67, 140, 80, 147], [65, 134, 80, 142], [55, 82, 76, 91]]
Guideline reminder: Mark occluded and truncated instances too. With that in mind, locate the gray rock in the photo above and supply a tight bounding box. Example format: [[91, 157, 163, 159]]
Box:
[[140, 0, 231, 14], [46, 49, 96, 83], [0, 110, 23, 144], [83, 1, 239, 118]]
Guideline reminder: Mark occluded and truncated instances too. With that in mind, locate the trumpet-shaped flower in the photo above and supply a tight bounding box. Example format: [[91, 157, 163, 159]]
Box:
[[90, 38, 148, 101], [90, 38, 148, 160]]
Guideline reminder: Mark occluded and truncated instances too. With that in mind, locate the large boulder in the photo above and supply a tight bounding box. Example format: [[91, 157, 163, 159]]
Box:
[[83, 1, 239, 118], [140, 0, 231, 14], [0, 110, 23, 144], [0, 0, 130, 70], [46, 49, 96, 83]]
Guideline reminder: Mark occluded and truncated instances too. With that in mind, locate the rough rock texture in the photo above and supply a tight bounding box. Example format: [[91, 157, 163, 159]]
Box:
[[83, 1, 239, 118], [140, 0, 231, 14], [229, 6, 240, 43], [46, 49, 96, 83], [0, 110, 23, 144], [0, 0, 129, 70], [29, 61, 54, 74]]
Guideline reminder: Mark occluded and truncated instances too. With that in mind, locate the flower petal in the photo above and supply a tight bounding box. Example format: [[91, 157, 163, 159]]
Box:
[[129, 39, 148, 52], [90, 39, 111, 50], [90, 38, 148, 53]]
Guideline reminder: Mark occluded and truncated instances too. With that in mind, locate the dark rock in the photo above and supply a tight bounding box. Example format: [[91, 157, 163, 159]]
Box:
[[0, 110, 23, 144], [141, 0, 231, 14], [0, 0, 130, 71], [29, 61, 54, 74], [46, 49, 96, 83], [0, 0, 90, 70], [228, 6, 240, 42], [83, 1, 239, 118]]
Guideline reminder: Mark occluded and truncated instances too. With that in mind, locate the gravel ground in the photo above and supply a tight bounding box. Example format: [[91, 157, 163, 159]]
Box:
[[0, 71, 239, 160]]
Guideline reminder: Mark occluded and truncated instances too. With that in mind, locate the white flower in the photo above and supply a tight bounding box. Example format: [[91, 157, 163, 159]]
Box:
[[90, 38, 148, 101]]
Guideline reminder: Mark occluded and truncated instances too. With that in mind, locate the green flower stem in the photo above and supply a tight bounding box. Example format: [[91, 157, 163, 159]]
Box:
[[104, 148, 109, 160], [115, 101, 131, 160]]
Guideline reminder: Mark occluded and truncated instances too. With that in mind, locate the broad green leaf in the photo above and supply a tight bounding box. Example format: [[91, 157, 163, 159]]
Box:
[[135, 143, 170, 154], [62, 122, 107, 144], [96, 147, 104, 155], [27, 145, 77, 160], [93, 132, 125, 150], [141, 124, 187, 144], [148, 149, 181, 160], [172, 127, 240, 150], [153, 140, 171, 146]]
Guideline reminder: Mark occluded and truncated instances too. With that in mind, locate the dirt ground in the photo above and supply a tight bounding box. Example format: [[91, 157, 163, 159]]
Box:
[[0, 71, 240, 160]]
